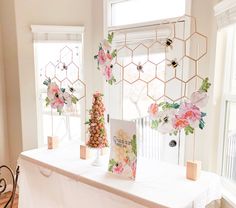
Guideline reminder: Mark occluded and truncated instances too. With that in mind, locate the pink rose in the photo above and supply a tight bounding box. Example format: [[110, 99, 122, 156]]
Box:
[[106, 53, 113, 60], [51, 97, 64, 110], [104, 65, 113, 81], [173, 116, 189, 130], [98, 49, 107, 65], [148, 103, 159, 119], [179, 102, 201, 124]]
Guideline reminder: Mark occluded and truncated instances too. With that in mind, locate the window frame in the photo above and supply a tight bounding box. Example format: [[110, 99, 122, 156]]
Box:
[[31, 25, 85, 147]]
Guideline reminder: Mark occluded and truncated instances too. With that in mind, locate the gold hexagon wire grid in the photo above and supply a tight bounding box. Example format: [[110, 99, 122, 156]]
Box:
[[109, 14, 208, 104], [40, 44, 86, 140]]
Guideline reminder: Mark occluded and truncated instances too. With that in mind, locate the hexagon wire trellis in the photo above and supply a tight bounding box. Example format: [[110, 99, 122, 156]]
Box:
[[109, 14, 208, 104]]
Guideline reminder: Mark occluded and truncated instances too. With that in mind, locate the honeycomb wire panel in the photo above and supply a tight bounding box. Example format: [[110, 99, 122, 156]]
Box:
[[43, 45, 86, 112], [40, 44, 86, 142], [110, 15, 208, 117]]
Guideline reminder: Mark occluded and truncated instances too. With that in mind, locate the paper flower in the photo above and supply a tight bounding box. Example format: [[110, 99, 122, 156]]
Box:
[[179, 102, 201, 125], [148, 103, 159, 120], [190, 90, 209, 108], [43, 78, 79, 115], [156, 109, 176, 134], [148, 77, 211, 135], [113, 162, 124, 174], [94, 32, 117, 85]]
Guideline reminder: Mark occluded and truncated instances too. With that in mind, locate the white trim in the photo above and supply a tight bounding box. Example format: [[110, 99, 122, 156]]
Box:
[[214, 0, 236, 16], [31, 25, 84, 34]]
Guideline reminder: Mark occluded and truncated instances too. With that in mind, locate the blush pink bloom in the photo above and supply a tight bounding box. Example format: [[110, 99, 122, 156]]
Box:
[[47, 82, 60, 100], [106, 53, 113, 60], [179, 102, 201, 124], [98, 49, 107, 65], [51, 97, 64, 110], [113, 163, 124, 174], [148, 103, 159, 119], [173, 116, 190, 130], [104, 65, 113, 81]]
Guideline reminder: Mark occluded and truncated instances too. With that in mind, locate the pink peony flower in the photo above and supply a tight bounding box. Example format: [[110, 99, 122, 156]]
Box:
[[51, 97, 64, 110], [148, 103, 159, 119], [98, 49, 107, 65], [190, 90, 209, 108], [104, 65, 113, 81], [47, 82, 60, 100], [106, 53, 113, 60], [179, 102, 201, 124]]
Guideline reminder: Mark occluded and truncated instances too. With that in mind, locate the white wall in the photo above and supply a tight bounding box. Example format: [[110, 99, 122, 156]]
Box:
[[0, 0, 23, 168], [14, 0, 105, 150], [0, 23, 10, 167], [184, 0, 219, 172]]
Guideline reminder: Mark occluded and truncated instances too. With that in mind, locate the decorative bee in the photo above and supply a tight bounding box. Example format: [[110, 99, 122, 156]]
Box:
[[137, 62, 144, 73], [168, 59, 178, 68], [57, 62, 68, 71], [69, 86, 75, 93], [163, 38, 173, 49]]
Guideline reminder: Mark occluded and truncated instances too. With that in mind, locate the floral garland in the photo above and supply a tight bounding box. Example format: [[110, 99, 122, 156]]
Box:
[[94, 32, 117, 85], [43, 78, 79, 115], [148, 78, 211, 135]]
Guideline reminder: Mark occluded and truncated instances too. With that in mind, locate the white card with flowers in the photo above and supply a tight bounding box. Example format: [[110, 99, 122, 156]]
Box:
[[108, 119, 137, 180]]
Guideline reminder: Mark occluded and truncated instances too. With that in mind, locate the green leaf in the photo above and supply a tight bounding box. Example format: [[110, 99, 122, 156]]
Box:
[[151, 120, 159, 129], [108, 159, 116, 172], [108, 32, 114, 44], [45, 97, 50, 107], [184, 125, 194, 135], [61, 88, 65, 93], [85, 121, 90, 125], [199, 118, 205, 129], [94, 55, 98, 59], [71, 95, 79, 104], [131, 134, 137, 156], [201, 112, 207, 117], [111, 49, 117, 58], [199, 77, 211, 92]]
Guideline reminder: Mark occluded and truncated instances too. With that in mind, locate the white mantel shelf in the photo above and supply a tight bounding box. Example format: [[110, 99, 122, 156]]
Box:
[[19, 142, 221, 208]]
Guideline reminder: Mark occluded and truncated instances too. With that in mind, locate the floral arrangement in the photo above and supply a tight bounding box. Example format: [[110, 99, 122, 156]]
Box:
[[148, 78, 211, 135], [94, 32, 117, 85], [43, 78, 79, 115]]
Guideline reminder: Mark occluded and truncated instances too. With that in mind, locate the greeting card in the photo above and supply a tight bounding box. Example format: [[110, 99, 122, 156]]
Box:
[[108, 119, 137, 180]]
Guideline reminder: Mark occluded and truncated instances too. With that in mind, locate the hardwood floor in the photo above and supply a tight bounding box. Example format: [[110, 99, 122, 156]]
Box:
[[0, 192, 18, 208]]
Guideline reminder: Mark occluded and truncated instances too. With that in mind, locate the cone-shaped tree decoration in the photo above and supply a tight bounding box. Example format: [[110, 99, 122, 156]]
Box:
[[87, 92, 108, 148]]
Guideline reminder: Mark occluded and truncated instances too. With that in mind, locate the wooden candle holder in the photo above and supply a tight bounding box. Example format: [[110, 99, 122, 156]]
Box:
[[186, 160, 201, 181], [47, 136, 59, 149], [80, 145, 90, 160]]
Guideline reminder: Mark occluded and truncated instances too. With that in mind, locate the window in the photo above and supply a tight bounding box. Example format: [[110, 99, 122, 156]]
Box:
[[32, 25, 85, 147], [105, 0, 188, 164], [220, 24, 236, 187], [108, 0, 186, 27]]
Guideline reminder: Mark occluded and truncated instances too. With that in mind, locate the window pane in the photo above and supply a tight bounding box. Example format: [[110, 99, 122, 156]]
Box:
[[111, 0, 185, 26], [34, 42, 84, 145], [223, 101, 236, 184]]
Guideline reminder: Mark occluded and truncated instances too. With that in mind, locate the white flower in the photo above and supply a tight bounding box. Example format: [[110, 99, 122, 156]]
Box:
[[157, 109, 176, 134], [190, 90, 209, 108], [101, 39, 111, 50]]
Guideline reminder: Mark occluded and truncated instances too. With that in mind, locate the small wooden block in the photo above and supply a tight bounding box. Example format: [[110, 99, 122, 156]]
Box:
[[48, 136, 59, 149], [80, 145, 90, 160], [186, 160, 201, 181]]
